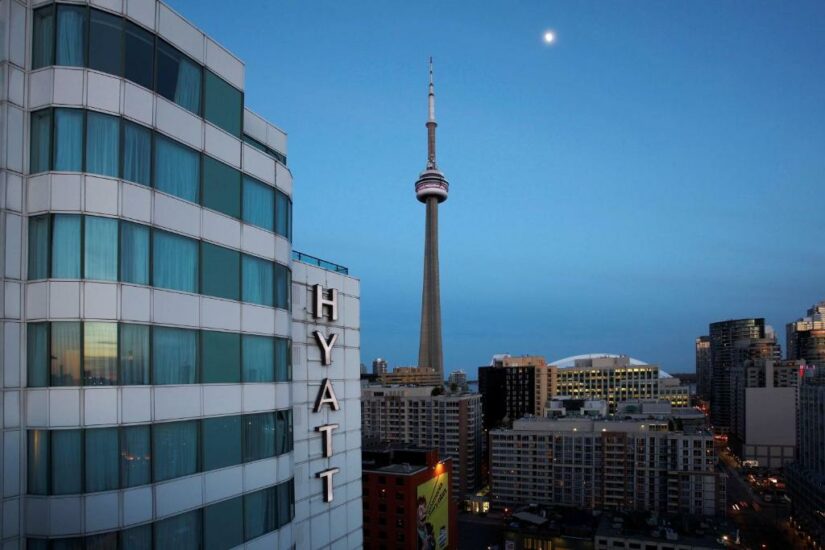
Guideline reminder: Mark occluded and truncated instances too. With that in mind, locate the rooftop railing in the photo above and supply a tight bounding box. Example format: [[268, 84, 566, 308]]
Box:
[[292, 251, 349, 275]]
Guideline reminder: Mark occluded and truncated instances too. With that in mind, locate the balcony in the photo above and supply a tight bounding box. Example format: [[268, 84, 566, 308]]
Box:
[[292, 250, 349, 274]]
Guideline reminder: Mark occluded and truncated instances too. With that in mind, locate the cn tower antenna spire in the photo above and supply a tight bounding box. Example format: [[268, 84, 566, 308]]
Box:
[[427, 57, 438, 169]]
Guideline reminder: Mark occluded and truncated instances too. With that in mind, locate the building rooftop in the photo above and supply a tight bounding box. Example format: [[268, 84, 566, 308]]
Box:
[[292, 250, 348, 274], [595, 513, 725, 548]]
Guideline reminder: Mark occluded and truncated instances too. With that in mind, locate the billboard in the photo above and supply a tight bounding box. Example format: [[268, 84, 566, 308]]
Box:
[[417, 471, 449, 550]]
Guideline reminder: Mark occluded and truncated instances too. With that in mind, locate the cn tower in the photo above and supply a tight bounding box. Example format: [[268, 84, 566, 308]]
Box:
[[415, 58, 449, 380]]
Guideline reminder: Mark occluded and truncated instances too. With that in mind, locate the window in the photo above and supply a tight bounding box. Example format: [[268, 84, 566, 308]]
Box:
[[154, 135, 200, 202], [120, 222, 150, 285], [242, 176, 274, 231], [203, 497, 244, 550], [55, 5, 87, 67], [122, 121, 152, 186], [120, 524, 152, 550], [275, 337, 291, 382], [275, 190, 292, 240], [242, 335, 273, 383], [32, 6, 55, 70], [277, 480, 294, 528], [202, 156, 241, 218], [120, 324, 150, 385], [243, 413, 275, 462], [156, 40, 201, 115], [28, 216, 50, 279], [30, 109, 52, 173], [51, 321, 81, 386], [243, 488, 276, 541], [154, 510, 201, 550], [88, 9, 122, 76], [204, 70, 242, 137], [201, 331, 240, 383], [275, 410, 292, 455], [51, 214, 81, 278], [124, 21, 154, 90], [152, 326, 198, 385], [120, 425, 151, 488], [201, 243, 240, 301], [274, 263, 291, 310], [241, 255, 273, 306], [53, 108, 83, 171], [83, 322, 118, 385], [27, 323, 49, 388], [152, 421, 198, 482], [84, 216, 118, 281], [202, 416, 241, 471], [52, 430, 82, 495], [27, 430, 49, 494], [85, 428, 119, 492], [153, 230, 198, 293]]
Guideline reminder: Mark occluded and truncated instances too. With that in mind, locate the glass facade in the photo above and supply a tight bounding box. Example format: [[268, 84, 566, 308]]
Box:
[[27, 322, 290, 388]]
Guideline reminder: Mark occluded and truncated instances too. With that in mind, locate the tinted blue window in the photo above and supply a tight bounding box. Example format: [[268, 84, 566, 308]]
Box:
[[27, 430, 49, 494], [153, 509, 201, 550], [51, 429, 82, 494], [27, 323, 49, 388], [274, 263, 291, 310], [32, 6, 55, 70], [204, 70, 242, 137], [153, 231, 198, 293], [53, 109, 83, 171], [83, 322, 118, 386], [202, 415, 241, 470], [124, 21, 154, 90], [203, 497, 243, 550], [156, 40, 201, 114], [201, 243, 240, 301], [84, 216, 118, 281], [120, 324, 150, 385], [85, 428, 119, 492], [242, 177, 274, 231], [201, 331, 240, 384], [120, 222, 150, 285], [120, 425, 151, 488], [28, 215, 50, 279], [152, 421, 198, 482], [50, 321, 81, 387], [242, 255, 273, 306], [30, 110, 52, 173], [51, 214, 81, 278], [242, 335, 273, 383], [88, 9, 122, 76], [243, 413, 275, 462], [86, 112, 120, 177], [152, 326, 198, 385], [122, 121, 152, 185], [154, 135, 200, 203], [55, 5, 86, 67]]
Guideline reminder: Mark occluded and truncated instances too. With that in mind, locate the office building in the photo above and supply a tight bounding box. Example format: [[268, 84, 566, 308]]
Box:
[[361, 386, 482, 498], [372, 357, 388, 376], [378, 365, 442, 387], [362, 446, 457, 550], [787, 301, 825, 368], [490, 417, 723, 516], [478, 355, 556, 431], [695, 335, 711, 402], [0, 1, 362, 547], [544, 396, 608, 418]]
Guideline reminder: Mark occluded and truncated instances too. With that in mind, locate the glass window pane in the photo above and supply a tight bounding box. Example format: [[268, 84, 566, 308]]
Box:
[[152, 421, 198, 482], [86, 111, 120, 177], [53, 539, 83, 550], [201, 243, 240, 301], [30, 110, 52, 173], [55, 5, 86, 67], [156, 41, 201, 114], [152, 326, 198, 385], [153, 509, 201, 550], [85, 428, 119, 492], [152, 230, 198, 293], [51, 214, 81, 278], [120, 324, 150, 385], [32, 6, 55, 69], [27, 323, 49, 388], [243, 488, 276, 541], [203, 496, 243, 550], [84, 216, 118, 281], [275, 337, 291, 382], [122, 121, 152, 186], [275, 409, 290, 455], [51, 429, 82, 494], [51, 321, 81, 386], [120, 524, 152, 550], [202, 156, 241, 218], [120, 425, 151, 488], [243, 413, 275, 462], [204, 70, 242, 137], [242, 255, 273, 306], [53, 109, 83, 171], [277, 480, 292, 528], [274, 263, 291, 310], [275, 190, 292, 240], [242, 335, 273, 383], [153, 135, 200, 202], [27, 430, 50, 495], [28, 215, 50, 280], [83, 322, 118, 386], [120, 222, 150, 285], [202, 416, 241, 470], [242, 177, 274, 232], [88, 9, 122, 76], [85, 532, 118, 550], [124, 21, 154, 90], [201, 331, 240, 384], [26, 540, 49, 550]]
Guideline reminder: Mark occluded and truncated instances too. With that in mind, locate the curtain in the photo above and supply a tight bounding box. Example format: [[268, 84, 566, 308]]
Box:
[[275, 337, 290, 382], [83, 322, 118, 386], [152, 421, 198, 482], [85, 428, 119, 492], [277, 481, 292, 528], [120, 324, 150, 385], [28, 216, 50, 280], [174, 57, 202, 114], [32, 7, 55, 69], [242, 255, 273, 306], [86, 112, 120, 177], [53, 109, 83, 171], [152, 327, 197, 384], [201, 416, 241, 470], [120, 222, 150, 285], [56, 5, 86, 67], [243, 489, 276, 541], [154, 136, 200, 203], [51, 214, 81, 278], [122, 122, 151, 186], [275, 190, 291, 240], [120, 425, 151, 488], [153, 510, 201, 550], [274, 264, 291, 310], [275, 410, 288, 455], [30, 110, 52, 173], [51, 430, 82, 494], [243, 413, 275, 462], [242, 335, 274, 383], [27, 430, 50, 494], [203, 497, 243, 550], [120, 524, 151, 550], [84, 216, 118, 281], [152, 231, 198, 293], [50, 322, 81, 387], [27, 323, 49, 387], [242, 177, 274, 231]]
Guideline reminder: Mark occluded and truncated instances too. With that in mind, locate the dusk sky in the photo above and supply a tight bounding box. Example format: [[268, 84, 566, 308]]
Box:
[[169, 0, 825, 378]]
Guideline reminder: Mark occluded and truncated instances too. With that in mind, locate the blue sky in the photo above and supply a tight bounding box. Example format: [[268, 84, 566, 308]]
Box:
[[168, 0, 825, 378]]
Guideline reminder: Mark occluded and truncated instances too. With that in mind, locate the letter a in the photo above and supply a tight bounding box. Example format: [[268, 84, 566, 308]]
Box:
[[314, 378, 340, 412]]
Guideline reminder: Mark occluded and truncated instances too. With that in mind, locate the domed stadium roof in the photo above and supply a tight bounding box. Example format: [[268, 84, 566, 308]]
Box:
[[550, 353, 672, 378]]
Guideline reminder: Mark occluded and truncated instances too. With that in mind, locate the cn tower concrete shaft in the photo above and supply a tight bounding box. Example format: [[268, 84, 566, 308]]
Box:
[[418, 195, 443, 378]]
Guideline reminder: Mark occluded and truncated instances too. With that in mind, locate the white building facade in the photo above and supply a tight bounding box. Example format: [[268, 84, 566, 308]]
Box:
[[0, 0, 362, 547]]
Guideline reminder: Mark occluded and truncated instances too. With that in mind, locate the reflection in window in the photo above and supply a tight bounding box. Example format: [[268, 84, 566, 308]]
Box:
[[201, 243, 240, 301], [30, 109, 52, 173], [152, 421, 198, 482], [86, 111, 121, 177], [28, 216, 50, 279], [85, 428, 119, 492], [124, 21, 154, 90], [201, 331, 240, 384], [120, 324, 150, 385], [204, 70, 242, 137], [32, 6, 55, 70], [27, 430, 49, 495], [84, 322, 118, 386], [88, 9, 122, 76], [203, 497, 244, 550], [152, 327, 198, 385], [27, 323, 49, 388], [243, 413, 275, 462], [242, 335, 273, 383], [56, 5, 86, 67], [51, 321, 81, 386], [242, 176, 274, 232], [51, 430, 82, 495], [153, 230, 198, 293], [84, 216, 118, 281], [156, 40, 201, 114], [120, 425, 151, 488], [154, 135, 200, 202], [242, 255, 273, 306], [51, 214, 81, 278], [202, 416, 241, 471], [120, 222, 150, 285], [122, 121, 152, 186], [153, 509, 201, 550], [53, 108, 83, 171], [202, 156, 241, 218]]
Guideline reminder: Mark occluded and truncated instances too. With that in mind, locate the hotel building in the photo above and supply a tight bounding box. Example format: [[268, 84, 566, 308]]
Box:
[[0, 0, 362, 548], [478, 355, 556, 431]]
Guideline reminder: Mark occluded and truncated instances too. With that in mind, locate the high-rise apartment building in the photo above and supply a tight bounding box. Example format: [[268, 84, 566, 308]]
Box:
[[361, 386, 482, 498], [478, 355, 556, 431], [490, 417, 723, 516], [447, 369, 467, 391], [695, 336, 711, 402], [372, 357, 388, 376], [787, 301, 825, 368], [378, 365, 441, 387], [0, 1, 362, 547]]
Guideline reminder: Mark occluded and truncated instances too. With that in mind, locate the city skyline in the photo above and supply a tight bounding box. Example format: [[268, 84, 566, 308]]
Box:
[[165, 0, 825, 376]]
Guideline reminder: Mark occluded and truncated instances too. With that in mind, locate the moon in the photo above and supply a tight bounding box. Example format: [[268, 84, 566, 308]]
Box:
[[543, 31, 556, 44]]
